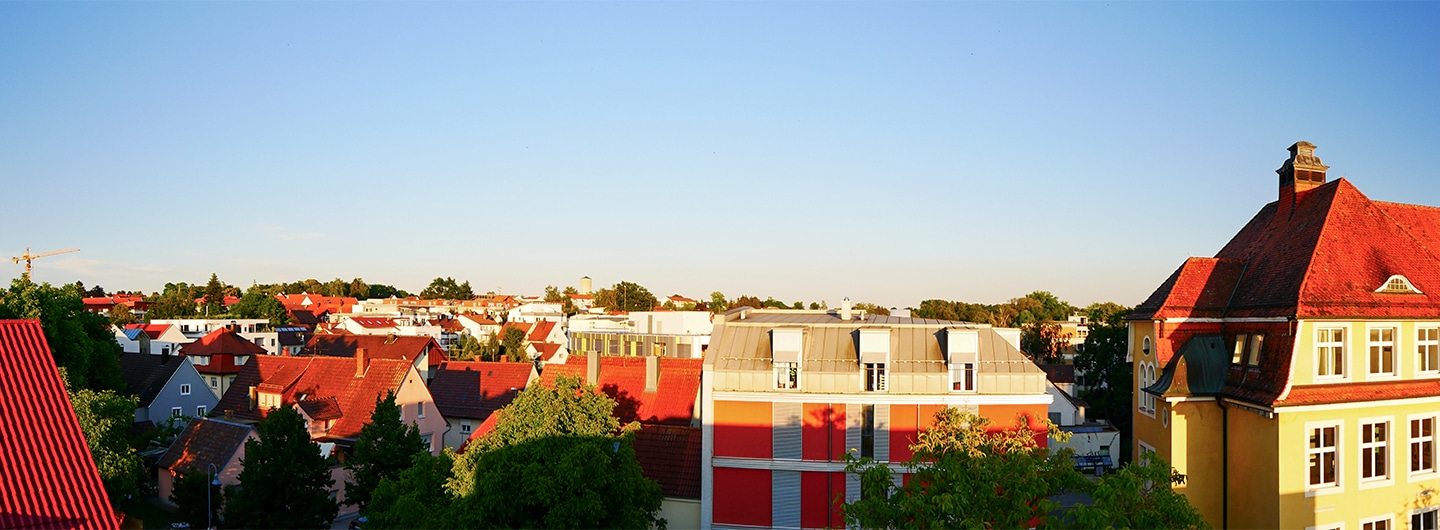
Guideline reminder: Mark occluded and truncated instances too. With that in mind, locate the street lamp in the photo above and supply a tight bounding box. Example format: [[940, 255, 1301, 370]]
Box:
[[207, 463, 221, 529]]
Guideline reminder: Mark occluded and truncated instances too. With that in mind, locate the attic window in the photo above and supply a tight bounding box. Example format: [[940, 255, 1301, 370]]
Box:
[[1377, 275, 1423, 294]]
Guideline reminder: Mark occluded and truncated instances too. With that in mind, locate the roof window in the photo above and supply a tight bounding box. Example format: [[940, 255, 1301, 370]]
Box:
[[1377, 275, 1422, 294]]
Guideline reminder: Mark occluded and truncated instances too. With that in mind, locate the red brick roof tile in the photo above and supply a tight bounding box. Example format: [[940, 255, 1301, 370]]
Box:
[[305, 335, 447, 368], [156, 418, 255, 475], [632, 425, 701, 499], [429, 362, 534, 420], [213, 356, 413, 442], [540, 356, 701, 426], [0, 320, 116, 529], [1277, 379, 1440, 407]]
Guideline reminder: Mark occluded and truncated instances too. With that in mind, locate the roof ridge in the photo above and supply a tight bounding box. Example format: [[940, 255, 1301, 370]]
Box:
[[1370, 192, 1440, 271], [1288, 181, 1347, 314]]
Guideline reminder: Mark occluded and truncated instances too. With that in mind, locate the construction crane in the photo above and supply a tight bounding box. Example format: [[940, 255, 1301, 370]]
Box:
[[12, 247, 79, 278]]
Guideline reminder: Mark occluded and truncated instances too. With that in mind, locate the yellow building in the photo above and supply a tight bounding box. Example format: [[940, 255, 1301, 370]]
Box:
[[1131, 142, 1440, 529]]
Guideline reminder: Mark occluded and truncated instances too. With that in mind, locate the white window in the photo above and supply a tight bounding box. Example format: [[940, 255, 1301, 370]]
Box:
[[235, 355, 248, 366], [1361, 515, 1394, 530], [950, 363, 976, 392], [210, 376, 218, 388], [171, 407, 183, 418], [774, 362, 799, 390], [1369, 327, 1396, 376], [1415, 508, 1439, 530], [180, 384, 191, 396], [864, 363, 887, 392], [1360, 419, 1391, 483], [1308, 422, 1340, 490], [1317, 328, 1346, 378], [421, 433, 433, 450], [461, 420, 472, 433], [1419, 328, 1439, 374], [1412, 416, 1437, 476], [197, 405, 207, 417], [418, 401, 426, 418], [193, 356, 210, 366]]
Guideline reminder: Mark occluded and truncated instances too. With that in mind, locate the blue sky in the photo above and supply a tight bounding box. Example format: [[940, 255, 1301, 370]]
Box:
[[4, 2, 1439, 309]]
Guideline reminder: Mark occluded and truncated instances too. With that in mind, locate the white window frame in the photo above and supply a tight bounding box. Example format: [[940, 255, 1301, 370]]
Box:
[[950, 362, 976, 392], [461, 420, 472, 433], [864, 363, 887, 392], [1414, 507, 1440, 530], [774, 361, 799, 390], [210, 376, 218, 388], [1138, 361, 1157, 418], [1360, 514, 1394, 530], [1306, 420, 1343, 496], [1367, 325, 1399, 379], [1419, 327, 1440, 376], [1359, 416, 1394, 489], [197, 405, 207, 417], [1232, 333, 1249, 365], [171, 407, 183, 418], [180, 384, 191, 396], [1315, 325, 1349, 381], [418, 401, 426, 418], [1410, 413, 1439, 480]]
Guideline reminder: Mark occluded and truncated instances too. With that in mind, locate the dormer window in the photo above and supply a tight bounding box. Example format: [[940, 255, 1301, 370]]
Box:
[[772, 329, 803, 390], [947, 330, 979, 392], [859, 330, 890, 392], [1378, 275, 1423, 294]]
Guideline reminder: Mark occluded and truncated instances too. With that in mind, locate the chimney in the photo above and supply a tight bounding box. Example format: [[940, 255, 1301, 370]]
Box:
[[248, 386, 257, 411], [587, 352, 600, 385], [1276, 141, 1329, 220], [356, 347, 368, 377], [645, 355, 660, 393], [841, 298, 853, 321]]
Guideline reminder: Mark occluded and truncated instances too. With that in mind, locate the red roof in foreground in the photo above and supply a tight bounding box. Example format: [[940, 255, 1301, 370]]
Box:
[[214, 356, 414, 442], [0, 320, 116, 529], [1278, 379, 1440, 407], [540, 356, 701, 426], [632, 425, 701, 499], [429, 361, 534, 420]]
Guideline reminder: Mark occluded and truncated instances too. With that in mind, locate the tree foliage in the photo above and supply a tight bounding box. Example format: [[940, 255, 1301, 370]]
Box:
[[224, 406, 338, 529], [203, 273, 227, 316], [544, 285, 563, 303], [228, 290, 291, 325], [1021, 321, 1067, 363], [420, 277, 475, 300], [452, 333, 501, 362], [1067, 452, 1210, 529], [592, 281, 657, 312], [345, 391, 429, 511], [69, 381, 144, 505], [148, 283, 200, 320], [852, 301, 890, 316], [914, 291, 1076, 328], [108, 304, 136, 326], [0, 278, 124, 390], [170, 471, 222, 529], [1074, 304, 1134, 463], [709, 291, 727, 313], [728, 295, 762, 311], [500, 326, 529, 362], [366, 451, 456, 529], [844, 409, 1083, 529]]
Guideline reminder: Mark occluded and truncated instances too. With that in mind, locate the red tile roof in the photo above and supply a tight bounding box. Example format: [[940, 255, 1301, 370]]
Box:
[[180, 328, 266, 375], [459, 314, 498, 326], [539, 356, 701, 426], [528, 321, 557, 342], [349, 317, 397, 329], [0, 320, 116, 529], [213, 356, 414, 442], [156, 418, 255, 475], [124, 323, 173, 340], [304, 335, 447, 368], [1277, 379, 1440, 407], [534, 343, 563, 362], [429, 361, 534, 420], [460, 410, 505, 452], [632, 425, 701, 499]]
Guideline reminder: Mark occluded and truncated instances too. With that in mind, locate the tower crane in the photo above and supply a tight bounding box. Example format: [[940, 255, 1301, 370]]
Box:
[[12, 247, 79, 278]]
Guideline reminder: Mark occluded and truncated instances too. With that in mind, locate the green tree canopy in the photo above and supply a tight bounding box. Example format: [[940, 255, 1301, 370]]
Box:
[[203, 273, 227, 316], [345, 391, 429, 511], [728, 295, 762, 311], [1067, 452, 1209, 529], [224, 406, 338, 529], [365, 451, 456, 529], [709, 291, 727, 313], [170, 471, 222, 529], [69, 379, 143, 505], [1074, 304, 1134, 462], [544, 285, 563, 302], [592, 281, 657, 312], [499, 326, 528, 362], [420, 277, 475, 300], [107, 304, 136, 326], [0, 278, 123, 390], [228, 290, 291, 326], [1021, 320, 1067, 363]]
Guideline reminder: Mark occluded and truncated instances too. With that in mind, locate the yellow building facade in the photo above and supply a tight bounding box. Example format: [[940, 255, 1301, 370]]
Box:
[[1131, 142, 1440, 529]]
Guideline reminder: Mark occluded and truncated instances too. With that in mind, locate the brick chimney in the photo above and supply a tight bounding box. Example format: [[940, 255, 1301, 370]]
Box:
[[356, 347, 368, 377], [1276, 141, 1329, 220]]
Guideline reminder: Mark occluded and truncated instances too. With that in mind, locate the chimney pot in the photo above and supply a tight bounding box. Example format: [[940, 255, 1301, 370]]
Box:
[[841, 298, 853, 321], [1277, 140, 1329, 194], [645, 355, 660, 393]]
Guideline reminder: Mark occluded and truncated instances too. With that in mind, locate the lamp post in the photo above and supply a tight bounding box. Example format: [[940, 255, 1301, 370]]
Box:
[[207, 463, 220, 529]]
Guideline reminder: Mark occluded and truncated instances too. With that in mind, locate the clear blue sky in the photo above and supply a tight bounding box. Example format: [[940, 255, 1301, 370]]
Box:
[[4, 2, 1439, 309]]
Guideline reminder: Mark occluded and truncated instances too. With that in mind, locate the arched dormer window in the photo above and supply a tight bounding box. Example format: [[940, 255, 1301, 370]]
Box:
[[1376, 275, 1423, 294]]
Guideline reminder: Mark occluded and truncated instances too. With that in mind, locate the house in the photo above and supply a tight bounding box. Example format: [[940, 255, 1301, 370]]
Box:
[[155, 418, 257, 507], [495, 321, 568, 363], [0, 320, 115, 529], [304, 334, 447, 381], [119, 323, 191, 356], [568, 293, 596, 313], [701, 303, 1051, 528], [506, 301, 566, 324], [428, 361, 537, 450], [276, 294, 358, 316], [276, 326, 311, 356], [633, 425, 703, 529], [457, 313, 502, 339], [84, 293, 150, 320], [179, 327, 267, 399], [213, 353, 445, 513], [117, 353, 216, 423], [152, 318, 279, 354], [569, 310, 713, 359], [1130, 142, 1440, 529], [337, 317, 400, 335], [541, 354, 702, 427]]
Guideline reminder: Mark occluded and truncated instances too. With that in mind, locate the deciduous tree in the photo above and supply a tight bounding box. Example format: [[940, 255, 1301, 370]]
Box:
[[223, 406, 338, 529], [709, 291, 727, 313], [69, 380, 143, 505], [1067, 452, 1209, 529], [229, 290, 291, 326], [170, 472, 221, 529], [1022, 320, 1067, 363], [500, 326, 528, 362], [729, 295, 762, 311], [421, 277, 475, 300], [0, 278, 124, 390], [593, 281, 657, 312]]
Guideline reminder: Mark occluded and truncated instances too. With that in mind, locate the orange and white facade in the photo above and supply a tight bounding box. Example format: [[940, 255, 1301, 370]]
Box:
[[701, 303, 1051, 528]]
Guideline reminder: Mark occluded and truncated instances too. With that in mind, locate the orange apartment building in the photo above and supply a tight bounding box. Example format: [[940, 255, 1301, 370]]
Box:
[[701, 302, 1051, 528]]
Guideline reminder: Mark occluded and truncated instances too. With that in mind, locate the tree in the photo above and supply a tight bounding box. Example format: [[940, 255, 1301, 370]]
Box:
[[349, 278, 371, 299], [421, 277, 474, 300], [323, 278, 348, 297], [844, 408, 1084, 529], [1083, 301, 1130, 328], [203, 273, 227, 316], [592, 281, 657, 312], [368, 283, 408, 299], [561, 286, 578, 315], [500, 326, 529, 362], [170, 472, 222, 529], [108, 304, 136, 326], [709, 291, 727, 313], [1074, 305, 1134, 462], [729, 295, 763, 310], [69, 381, 144, 505], [346, 391, 429, 511], [365, 451, 456, 529], [223, 406, 338, 529], [544, 285, 563, 303], [0, 278, 124, 391], [149, 283, 199, 320], [852, 301, 890, 316], [442, 375, 663, 528], [1067, 452, 1209, 529], [1021, 320, 1067, 363], [87, 284, 106, 297], [229, 290, 291, 326]]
